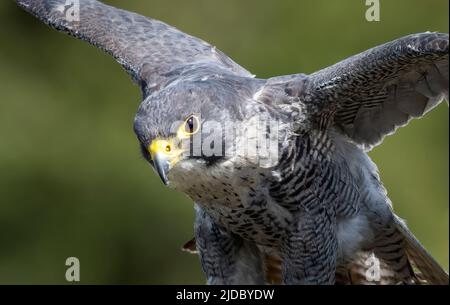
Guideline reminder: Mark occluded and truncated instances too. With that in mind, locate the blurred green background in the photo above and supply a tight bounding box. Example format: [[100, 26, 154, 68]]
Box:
[[0, 0, 448, 284]]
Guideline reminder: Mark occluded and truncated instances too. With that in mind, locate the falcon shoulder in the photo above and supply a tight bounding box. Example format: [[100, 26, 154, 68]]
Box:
[[16, 0, 252, 96]]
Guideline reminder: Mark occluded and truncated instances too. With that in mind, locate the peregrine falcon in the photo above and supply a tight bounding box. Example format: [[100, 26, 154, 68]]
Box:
[[16, 0, 449, 284]]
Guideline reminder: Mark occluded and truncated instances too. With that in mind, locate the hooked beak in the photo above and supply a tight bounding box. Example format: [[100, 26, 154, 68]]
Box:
[[149, 139, 184, 186], [152, 152, 170, 186]]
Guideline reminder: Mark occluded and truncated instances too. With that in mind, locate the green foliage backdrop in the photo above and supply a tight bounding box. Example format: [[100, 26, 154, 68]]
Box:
[[0, 0, 448, 284]]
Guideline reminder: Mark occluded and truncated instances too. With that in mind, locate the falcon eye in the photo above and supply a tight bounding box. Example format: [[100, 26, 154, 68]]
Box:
[[165, 144, 171, 153], [185, 117, 194, 133], [182, 115, 200, 135]]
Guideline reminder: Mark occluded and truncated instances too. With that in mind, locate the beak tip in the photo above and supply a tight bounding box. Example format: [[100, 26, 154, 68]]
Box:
[[161, 176, 170, 186], [153, 152, 171, 186]]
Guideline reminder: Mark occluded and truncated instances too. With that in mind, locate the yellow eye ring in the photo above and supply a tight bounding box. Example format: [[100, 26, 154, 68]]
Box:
[[181, 114, 200, 136]]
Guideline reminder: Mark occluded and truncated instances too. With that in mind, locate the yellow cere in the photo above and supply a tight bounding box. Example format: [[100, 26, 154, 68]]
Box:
[[149, 139, 171, 157], [149, 138, 185, 166]]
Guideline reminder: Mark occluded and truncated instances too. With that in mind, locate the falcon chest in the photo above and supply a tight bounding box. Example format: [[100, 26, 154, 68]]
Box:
[[183, 162, 293, 246]]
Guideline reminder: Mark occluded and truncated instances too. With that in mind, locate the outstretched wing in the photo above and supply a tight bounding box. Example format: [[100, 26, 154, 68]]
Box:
[[299, 32, 448, 150], [16, 0, 252, 95]]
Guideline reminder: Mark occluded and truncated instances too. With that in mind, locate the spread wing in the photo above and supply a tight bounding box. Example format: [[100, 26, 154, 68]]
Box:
[[297, 32, 448, 151], [16, 0, 252, 95]]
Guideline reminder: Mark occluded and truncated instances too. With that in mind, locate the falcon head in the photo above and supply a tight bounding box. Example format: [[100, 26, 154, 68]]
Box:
[[133, 76, 274, 195]]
